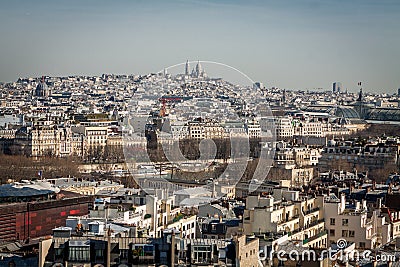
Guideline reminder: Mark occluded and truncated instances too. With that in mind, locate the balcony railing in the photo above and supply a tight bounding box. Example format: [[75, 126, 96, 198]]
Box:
[[306, 218, 324, 228], [303, 207, 320, 215], [278, 215, 300, 225], [303, 230, 327, 245], [289, 219, 324, 235]]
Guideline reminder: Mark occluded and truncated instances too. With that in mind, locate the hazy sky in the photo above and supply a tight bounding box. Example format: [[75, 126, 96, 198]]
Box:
[[0, 0, 399, 93]]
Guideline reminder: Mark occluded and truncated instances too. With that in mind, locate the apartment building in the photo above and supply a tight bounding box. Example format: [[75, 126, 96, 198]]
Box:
[[320, 139, 400, 171], [39, 229, 251, 267], [324, 193, 390, 249], [74, 125, 108, 148], [275, 116, 294, 139], [268, 166, 314, 187], [188, 120, 225, 139], [274, 115, 357, 140], [245, 121, 262, 138], [275, 142, 321, 168], [236, 235, 260, 267], [243, 190, 327, 249]]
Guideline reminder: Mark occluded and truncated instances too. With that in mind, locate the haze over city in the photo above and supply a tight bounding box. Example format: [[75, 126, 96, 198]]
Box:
[[4, 2, 400, 266], [1, 0, 399, 93]]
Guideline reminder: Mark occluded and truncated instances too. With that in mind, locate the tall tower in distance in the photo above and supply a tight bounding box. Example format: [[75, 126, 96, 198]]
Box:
[[333, 82, 342, 93], [195, 61, 202, 77], [355, 82, 365, 119], [185, 60, 190, 76]]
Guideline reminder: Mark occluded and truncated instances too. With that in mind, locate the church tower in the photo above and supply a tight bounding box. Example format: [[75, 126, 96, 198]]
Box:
[[195, 61, 202, 77], [355, 82, 365, 119], [185, 60, 190, 76]]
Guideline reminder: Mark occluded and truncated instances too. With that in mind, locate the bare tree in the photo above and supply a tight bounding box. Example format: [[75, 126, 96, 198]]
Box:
[[0, 154, 81, 183]]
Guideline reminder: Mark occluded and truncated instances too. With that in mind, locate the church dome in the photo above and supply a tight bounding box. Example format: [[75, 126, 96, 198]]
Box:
[[35, 78, 49, 97]]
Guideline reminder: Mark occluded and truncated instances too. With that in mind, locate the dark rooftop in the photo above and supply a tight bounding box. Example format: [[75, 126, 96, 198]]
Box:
[[0, 184, 54, 198]]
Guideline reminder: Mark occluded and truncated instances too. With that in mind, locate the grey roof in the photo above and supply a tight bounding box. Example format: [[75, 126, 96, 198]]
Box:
[[335, 106, 360, 119], [0, 184, 54, 197], [53, 227, 72, 231], [179, 197, 215, 207], [0, 241, 22, 252], [106, 223, 130, 233], [174, 187, 211, 196], [69, 240, 90, 247], [302, 105, 361, 119], [367, 108, 400, 121]]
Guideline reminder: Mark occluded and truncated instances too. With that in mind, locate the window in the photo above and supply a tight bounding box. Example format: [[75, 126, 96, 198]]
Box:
[[55, 248, 63, 256], [359, 242, 366, 248], [193, 246, 212, 263], [342, 230, 348, 237], [349, 231, 355, 238], [329, 229, 335, 236], [95, 249, 103, 260], [330, 218, 335, 226], [69, 246, 90, 262], [342, 219, 348, 226], [120, 249, 128, 259]]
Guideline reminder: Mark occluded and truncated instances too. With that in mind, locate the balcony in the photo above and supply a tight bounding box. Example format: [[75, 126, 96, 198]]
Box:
[[172, 213, 185, 223], [290, 219, 324, 235], [343, 209, 367, 216], [368, 232, 379, 240], [128, 213, 142, 220], [278, 215, 300, 225], [306, 218, 324, 228], [303, 207, 320, 215], [303, 230, 327, 245]]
